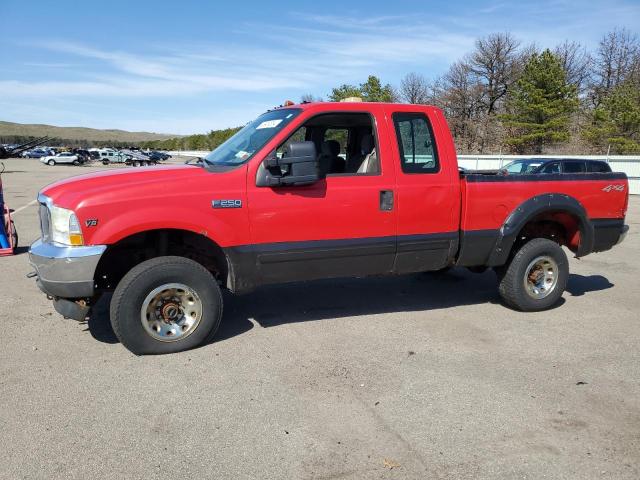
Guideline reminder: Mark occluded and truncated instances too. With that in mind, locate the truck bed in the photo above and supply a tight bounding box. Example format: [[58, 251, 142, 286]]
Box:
[[456, 171, 629, 267]]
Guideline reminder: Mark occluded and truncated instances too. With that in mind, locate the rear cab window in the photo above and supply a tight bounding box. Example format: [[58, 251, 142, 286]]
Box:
[[392, 112, 439, 174], [588, 161, 611, 173]]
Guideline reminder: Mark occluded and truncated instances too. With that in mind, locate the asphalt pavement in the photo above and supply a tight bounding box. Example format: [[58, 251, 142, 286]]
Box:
[[0, 157, 638, 479]]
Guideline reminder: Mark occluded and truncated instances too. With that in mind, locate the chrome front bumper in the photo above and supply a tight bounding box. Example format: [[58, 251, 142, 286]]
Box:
[[28, 239, 107, 298]]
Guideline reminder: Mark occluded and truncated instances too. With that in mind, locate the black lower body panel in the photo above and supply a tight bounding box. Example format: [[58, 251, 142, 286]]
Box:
[[225, 232, 458, 292], [394, 232, 458, 273], [592, 218, 627, 252], [455, 229, 500, 267]]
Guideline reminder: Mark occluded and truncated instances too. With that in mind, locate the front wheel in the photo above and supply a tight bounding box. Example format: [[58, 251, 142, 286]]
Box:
[[110, 256, 223, 355], [497, 238, 568, 312], [47, 159, 55, 166]]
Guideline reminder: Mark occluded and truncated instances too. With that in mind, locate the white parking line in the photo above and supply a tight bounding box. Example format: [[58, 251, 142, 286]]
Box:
[[12, 199, 37, 215]]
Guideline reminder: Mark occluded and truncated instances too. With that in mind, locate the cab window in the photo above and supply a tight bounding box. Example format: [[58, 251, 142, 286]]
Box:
[[563, 161, 586, 173], [588, 161, 611, 173], [275, 112, 379, 176], [539, 162, 560, 174], [392, 112, 439, 174]]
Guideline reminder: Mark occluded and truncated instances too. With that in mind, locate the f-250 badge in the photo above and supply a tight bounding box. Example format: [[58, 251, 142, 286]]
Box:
[[212, 199, 242, 209]]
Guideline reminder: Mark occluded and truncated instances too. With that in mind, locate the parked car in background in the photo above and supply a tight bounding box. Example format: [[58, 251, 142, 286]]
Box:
[[40, 152, 81, 166], [22, 148, 52, 158], [73, 149, 92, 163], [145, 150, 171, 161], [97, 149, 127, 164], [145, 151, 167, 162], [501, 158, 612, 175]]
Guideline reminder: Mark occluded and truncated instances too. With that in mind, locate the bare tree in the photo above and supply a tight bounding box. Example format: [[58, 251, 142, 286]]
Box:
[[300, 93, 323, 103], [400, 72, 430, 104], [436, 61, 485, 152], [467, 32, 522, 115], [592, 28, 640, 106], [554, 40, 592, 93]]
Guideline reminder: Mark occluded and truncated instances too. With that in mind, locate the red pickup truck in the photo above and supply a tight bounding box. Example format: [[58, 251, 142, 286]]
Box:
[[29, 102, 629, 354]]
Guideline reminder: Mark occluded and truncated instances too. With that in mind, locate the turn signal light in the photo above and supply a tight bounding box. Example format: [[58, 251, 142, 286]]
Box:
[[69, 233, 84, 246]]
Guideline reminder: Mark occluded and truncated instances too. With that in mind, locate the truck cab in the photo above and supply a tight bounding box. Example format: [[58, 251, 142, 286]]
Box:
[[28, 102, 629, 355]]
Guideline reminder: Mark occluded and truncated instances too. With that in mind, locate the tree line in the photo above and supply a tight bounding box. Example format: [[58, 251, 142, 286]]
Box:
[[137, 28, 640, 155], [0, 135, 142, 149]]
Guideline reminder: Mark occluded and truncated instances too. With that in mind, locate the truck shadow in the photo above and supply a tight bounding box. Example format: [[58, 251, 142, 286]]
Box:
[[565, 274, 613, 296], [85, 270, 615, 347]]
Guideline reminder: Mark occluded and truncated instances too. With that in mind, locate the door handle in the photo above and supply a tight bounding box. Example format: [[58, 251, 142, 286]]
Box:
[[380, 190, 394, 211]]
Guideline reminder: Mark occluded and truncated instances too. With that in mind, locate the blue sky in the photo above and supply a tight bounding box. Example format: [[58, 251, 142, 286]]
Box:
[[1, 0, 638, 134]]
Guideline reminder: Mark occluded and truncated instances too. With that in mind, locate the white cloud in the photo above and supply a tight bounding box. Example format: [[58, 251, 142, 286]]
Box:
[[4, 13, 477, 100]]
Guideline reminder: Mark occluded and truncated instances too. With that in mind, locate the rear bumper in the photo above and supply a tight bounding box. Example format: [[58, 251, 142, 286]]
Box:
[[28, 239, 106, 298], [616, 224, 629, 245], [592, 219, 628, 252]]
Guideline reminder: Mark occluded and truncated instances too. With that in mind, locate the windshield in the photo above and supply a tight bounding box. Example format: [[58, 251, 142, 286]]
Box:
[[203, 108, 301, 166], [503, 160, 543, 174]]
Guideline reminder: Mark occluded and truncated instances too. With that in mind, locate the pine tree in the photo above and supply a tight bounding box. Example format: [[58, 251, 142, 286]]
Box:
[[583, 77, 640, 153], [502, 49, 578, 153], [329, 76, 394, 102]]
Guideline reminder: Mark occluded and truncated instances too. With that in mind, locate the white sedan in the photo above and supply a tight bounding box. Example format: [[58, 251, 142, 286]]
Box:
[[40, 152, 81, 166]]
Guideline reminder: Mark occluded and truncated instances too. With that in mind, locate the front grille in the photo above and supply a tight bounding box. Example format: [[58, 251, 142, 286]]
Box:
[[39, 203, 51, 242]]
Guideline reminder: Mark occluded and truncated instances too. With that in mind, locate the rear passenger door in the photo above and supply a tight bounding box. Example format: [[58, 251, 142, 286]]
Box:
[[389, 110, 459, 273]]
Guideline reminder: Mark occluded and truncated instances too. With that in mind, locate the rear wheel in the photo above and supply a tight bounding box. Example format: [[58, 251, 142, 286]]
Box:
[[110, 256, 223, 355], [102, 160, 109, 165], [73, 160, 80, 166], [498, 238, 568, 311]]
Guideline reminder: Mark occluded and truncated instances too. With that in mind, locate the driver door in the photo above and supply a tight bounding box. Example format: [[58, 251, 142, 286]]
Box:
[[246, 110, 397, 285]]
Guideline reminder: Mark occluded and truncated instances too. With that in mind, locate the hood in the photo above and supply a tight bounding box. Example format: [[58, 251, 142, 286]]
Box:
[[39, 163, 249, 246], [42, 164, 218, 210]]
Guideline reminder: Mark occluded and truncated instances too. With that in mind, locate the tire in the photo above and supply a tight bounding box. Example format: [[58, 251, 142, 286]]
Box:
[[11, 221, 17, 250], [47, 159, 55, 166], [110, 256, 223, 355], [73, 160, 80, 166], [102, 160, 109, 165], [497, 238, 568, 312]]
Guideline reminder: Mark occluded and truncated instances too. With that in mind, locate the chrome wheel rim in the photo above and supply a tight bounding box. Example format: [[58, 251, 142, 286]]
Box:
[[523, 255, 558, 300], [140, 283, 202, 342]]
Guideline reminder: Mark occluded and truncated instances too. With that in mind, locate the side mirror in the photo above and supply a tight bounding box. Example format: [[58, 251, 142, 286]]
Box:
[[257, 141, 322, 187]]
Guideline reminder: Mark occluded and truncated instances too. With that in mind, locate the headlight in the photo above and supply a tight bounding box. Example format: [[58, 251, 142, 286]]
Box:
[[50, 205, 84, 246]]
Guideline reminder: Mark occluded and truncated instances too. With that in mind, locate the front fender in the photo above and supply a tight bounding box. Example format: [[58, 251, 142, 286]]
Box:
[[85, 205, 245, 247]]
